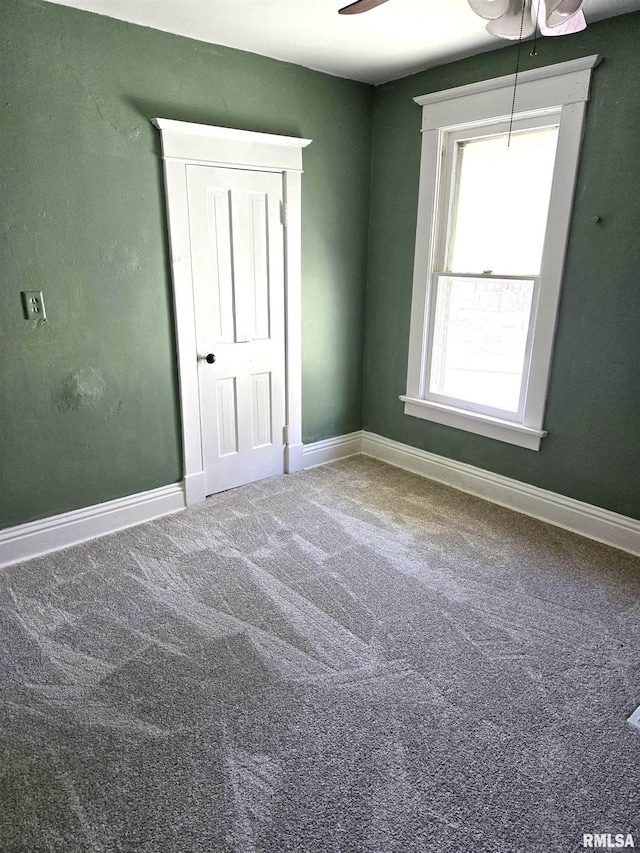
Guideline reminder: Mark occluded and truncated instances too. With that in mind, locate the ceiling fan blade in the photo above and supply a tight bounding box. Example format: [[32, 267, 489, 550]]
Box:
[[338, 0, 391, 14]]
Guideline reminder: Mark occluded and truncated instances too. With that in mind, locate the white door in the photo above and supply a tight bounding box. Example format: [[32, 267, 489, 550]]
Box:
[[186, 165, 286, 495]]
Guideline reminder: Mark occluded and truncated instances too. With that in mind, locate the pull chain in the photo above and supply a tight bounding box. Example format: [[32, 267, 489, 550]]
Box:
[[507, 0, 527, 146], [508, 0, 543, 146], [530, 0, 542, 56]]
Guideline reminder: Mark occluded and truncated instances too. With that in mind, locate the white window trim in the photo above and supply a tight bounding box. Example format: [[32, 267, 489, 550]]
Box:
[[402, 55, 600, 451]]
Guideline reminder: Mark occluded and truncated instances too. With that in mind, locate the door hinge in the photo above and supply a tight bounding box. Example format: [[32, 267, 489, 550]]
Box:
[[280, 202, 288, 228], [283, 425, 290, 444]]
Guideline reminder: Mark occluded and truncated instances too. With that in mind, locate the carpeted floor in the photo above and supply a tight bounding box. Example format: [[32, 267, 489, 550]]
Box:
[[1, 456, 639, 852]]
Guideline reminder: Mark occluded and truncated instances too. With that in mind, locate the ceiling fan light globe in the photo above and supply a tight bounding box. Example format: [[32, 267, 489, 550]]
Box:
[[546, 9, 585, 26], [543, 0, 583, 18], [467, 0, 511, 21], [486, 0, 536, 39], [540, 9, 587, 33]]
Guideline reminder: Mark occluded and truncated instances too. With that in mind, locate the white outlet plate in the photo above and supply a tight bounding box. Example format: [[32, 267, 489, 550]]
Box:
[[21, 290, 46, 320]]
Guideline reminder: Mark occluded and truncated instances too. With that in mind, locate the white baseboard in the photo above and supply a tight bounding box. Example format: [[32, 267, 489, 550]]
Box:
[[183, 471, 206, 506], [3, 431, 638, 568], [285, 442, 305, 474], [302, 431, 364, 468], [362, 431, 640, 557], [0, 484, 186, 569]]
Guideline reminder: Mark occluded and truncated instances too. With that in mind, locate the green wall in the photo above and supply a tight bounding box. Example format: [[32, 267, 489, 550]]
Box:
[[0, 0, 372, 528], [364, 13, 640, 520], [2, 0, 638, 533]]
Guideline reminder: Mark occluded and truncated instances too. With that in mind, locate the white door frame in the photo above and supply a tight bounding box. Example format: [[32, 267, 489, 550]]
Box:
[[153, 119, 312, 505]]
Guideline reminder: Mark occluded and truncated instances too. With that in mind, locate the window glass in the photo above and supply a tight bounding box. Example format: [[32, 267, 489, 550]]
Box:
[[447, 127, 559, 276], [429, 276, 535, 413]]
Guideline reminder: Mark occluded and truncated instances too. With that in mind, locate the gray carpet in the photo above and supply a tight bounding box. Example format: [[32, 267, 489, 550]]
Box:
[[1, 456, 639, 852]]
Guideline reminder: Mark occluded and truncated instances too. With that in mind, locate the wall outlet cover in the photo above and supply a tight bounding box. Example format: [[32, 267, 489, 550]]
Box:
[[21, 291, 46, 320]]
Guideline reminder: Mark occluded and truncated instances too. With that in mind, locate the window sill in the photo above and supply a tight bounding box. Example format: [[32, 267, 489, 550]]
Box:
[[400, 395, 547, 451]]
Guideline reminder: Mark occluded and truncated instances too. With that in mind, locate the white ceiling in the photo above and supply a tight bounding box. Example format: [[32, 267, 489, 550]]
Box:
[[44, 0, 640, 84]]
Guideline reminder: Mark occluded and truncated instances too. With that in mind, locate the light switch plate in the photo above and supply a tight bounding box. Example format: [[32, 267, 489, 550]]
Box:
[[21, 291, 46, 320]]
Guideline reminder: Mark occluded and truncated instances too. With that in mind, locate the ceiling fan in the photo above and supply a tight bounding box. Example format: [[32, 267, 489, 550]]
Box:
[[338, 0, 587, 38], [339, 0, 391, 12]]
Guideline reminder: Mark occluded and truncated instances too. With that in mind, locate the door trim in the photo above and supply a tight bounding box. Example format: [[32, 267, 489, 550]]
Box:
[[153, 119, 312, 505]]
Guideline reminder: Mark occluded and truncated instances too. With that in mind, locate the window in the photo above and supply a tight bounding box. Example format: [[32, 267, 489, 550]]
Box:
[[402, 56, 600, 450]]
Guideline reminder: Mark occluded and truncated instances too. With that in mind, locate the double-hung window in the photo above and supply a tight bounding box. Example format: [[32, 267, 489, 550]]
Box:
[[402, 56, 600, 450]]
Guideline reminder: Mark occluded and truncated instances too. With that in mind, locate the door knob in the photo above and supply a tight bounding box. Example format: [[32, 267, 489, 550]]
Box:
[[204, 353, 216, 364]]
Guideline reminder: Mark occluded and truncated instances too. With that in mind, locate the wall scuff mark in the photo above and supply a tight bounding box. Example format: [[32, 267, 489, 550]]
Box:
[[99, 242, 141, 281], [87, 91, 144, 141], [58, 368, 106, 411]]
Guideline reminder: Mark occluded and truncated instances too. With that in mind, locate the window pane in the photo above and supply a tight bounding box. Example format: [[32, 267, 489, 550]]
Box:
[[447, 127, 558, 276], [429, 276, 534, 413]]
